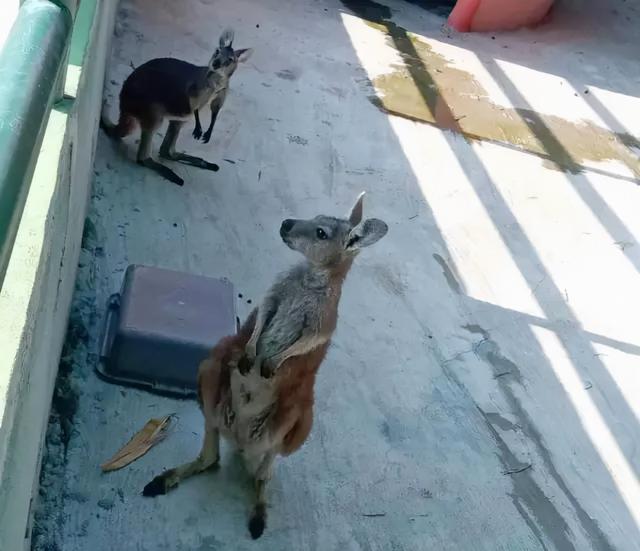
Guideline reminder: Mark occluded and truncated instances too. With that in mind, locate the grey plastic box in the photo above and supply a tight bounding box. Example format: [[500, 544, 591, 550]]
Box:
[[97, 264, 237, 397]]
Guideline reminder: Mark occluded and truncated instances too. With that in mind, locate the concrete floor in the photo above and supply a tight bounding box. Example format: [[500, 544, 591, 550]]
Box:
[[33, 0, 640, 549]]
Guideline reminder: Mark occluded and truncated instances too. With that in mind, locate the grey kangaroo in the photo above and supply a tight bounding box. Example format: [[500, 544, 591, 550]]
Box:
[[142, 193, 388, 539], [101, 29, 252, 186]]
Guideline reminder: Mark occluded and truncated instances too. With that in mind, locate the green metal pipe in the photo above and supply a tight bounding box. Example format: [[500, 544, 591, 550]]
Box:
[[0, 0, 72, 286]]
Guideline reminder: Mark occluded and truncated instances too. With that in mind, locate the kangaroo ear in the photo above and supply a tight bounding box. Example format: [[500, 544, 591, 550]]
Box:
[[219, 28, 234, 48], [346, 218, 388, 250], [235, 48, 253, 63], [348, 191, 366, 226]]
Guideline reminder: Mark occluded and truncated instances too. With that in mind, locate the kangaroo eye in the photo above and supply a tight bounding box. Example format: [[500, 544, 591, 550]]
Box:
[[212, 59, 221, 69], [316, 228, 328, 240]]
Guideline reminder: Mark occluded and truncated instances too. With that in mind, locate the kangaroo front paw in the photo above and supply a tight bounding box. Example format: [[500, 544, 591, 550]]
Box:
[[192, 127, 202, 140], [237, 352, 264, 376], [237, 354, 252, 375], [245, 343, 257, 361], [260, 359, 274, 379], [201, 130, 212, 144]]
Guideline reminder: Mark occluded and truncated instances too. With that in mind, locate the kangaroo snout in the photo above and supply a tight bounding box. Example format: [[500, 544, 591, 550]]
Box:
[[280, 219, 295, 236]]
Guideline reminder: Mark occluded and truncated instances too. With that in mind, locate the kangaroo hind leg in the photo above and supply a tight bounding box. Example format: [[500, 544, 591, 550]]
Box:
[[143, 426, 220, 497], [136, 118, 184, 186], [160, 120, 219, 172], [247, 451, 276, 539]]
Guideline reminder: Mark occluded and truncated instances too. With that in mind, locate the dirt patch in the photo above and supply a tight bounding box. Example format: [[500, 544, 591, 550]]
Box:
[[343, 0, 640, 178], [31, 219, 102, 550]]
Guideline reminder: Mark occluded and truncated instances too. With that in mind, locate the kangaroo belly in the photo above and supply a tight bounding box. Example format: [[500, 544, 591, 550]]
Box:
[[216, 369, 279, 456]]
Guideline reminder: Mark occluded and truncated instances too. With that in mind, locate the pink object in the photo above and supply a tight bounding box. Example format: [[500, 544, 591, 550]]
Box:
[[448, 0, 554, 32]]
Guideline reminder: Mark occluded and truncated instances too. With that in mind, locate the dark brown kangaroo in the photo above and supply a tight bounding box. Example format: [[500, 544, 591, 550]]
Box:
[[101, 28, 252, 186]]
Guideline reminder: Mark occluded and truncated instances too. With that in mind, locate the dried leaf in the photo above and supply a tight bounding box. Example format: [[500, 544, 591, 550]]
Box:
[[101, 415, 173, 472]]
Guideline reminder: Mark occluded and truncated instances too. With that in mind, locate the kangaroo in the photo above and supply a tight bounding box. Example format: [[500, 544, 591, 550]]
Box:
[[101, 29, 252, 186], [142, 193, 388, 539]]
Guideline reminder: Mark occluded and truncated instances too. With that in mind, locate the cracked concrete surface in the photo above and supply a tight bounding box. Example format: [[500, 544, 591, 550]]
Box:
[[32, 0, 640, 549]]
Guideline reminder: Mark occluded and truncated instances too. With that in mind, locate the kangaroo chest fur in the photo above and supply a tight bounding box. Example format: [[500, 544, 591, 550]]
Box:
[[191, 86, 227, 112], [258, 264, 339, 360], [217, 264, 339, 456], [187, 70, 227, 111]]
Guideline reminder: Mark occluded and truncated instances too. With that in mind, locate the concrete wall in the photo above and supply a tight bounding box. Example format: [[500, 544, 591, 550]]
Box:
[[0, 1, 118, 548]]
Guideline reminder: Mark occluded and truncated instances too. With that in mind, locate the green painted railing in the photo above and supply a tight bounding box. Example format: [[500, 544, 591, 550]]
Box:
[[0, 0, 73, 286]]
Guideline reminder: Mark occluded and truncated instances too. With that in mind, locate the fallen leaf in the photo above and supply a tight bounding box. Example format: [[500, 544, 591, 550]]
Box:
[[101, 415, 173, 472]]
